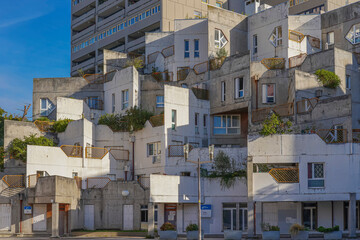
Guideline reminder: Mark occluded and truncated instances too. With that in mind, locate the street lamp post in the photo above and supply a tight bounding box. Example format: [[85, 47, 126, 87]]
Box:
[[184, 144, 214, 240]]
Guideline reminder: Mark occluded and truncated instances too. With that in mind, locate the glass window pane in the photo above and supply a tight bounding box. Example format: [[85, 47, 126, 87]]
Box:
[[232, 116, 240, 127], [314, 164, 323, 178], [214, 128, 226, 135], [228, 128, 240, 134], [214, 116, 222, 127], [223, 209, 232, 230], [222, 116, 227, 127], [41, 99, 47, 109]]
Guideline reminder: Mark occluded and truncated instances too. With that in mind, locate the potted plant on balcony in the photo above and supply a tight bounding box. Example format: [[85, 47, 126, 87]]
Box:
[[317, 225, 342, 240], [159, 222, 177, 240], [186, 223, 203, 240], [290, 224, 309, 240], [224, 229, 242, 240], [262, 223, 280, 240]]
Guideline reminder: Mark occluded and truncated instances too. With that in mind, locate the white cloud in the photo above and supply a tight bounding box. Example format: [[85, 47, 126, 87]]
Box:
[[0, 13, 46, 29]]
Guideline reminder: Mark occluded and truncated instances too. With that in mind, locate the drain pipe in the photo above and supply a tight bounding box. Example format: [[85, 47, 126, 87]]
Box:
[[130, 136, 135, 180]]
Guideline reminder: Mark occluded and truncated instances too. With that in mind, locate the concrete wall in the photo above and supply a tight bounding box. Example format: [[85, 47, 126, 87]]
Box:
[[56, 97, 91, 121]]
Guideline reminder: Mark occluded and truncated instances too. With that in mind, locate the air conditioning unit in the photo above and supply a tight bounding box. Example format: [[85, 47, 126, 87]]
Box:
[[124, 165, 129, 171]]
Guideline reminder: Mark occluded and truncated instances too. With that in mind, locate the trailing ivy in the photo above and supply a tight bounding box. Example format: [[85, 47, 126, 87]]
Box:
[[8, 134, 56, 162], [98, 106, 153, 132], [314, 69, 341, 89], [206, 150, 246, 189], [260, 113, 292, 136]]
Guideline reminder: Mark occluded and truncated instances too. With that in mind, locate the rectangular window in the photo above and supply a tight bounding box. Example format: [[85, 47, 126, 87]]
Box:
[[262, 84, 275, 103], [194, 39, 200, 58], [346, 75, 351, 89], [203, 114, 208, 135], [172, 110, 177, 130], [308, 163, 324, 188], [215, 29, 228, 48], [223, 203, 236, 231], [327, 31, 334, 45], [213, 115, 240, 135], [181, 172, 191, 176], [194, 11, 202, 19], [195, 113, 200, 135], [239, 206, 248, 231], [221, 81, 226, 102], [147, 142, 161, 156], [184, 40, 190, 58], [253, 35, 258, 54], [303, 203, 317, 230], [112, 93, 115, 113], [141, 205, 148, 222], [235, 77, 244, 99], [88, 97, 100, 109], [122, 89, 129, 110], [269, 26, 282, 47], [156, 96, 164, 108], [216, 1, 222, 7]]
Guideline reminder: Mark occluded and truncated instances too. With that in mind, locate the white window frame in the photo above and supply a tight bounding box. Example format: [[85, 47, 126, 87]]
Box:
[[269, 26, 283, 47], [141, 205, 148, 223], [156, 95, 164, 108], [346, 75, 351, 89], [122, 89, 129, 110], [308, 163, 325, 188], [346, 23, 360, 45], [147, 142, 161, 156], [327, 31, 334, 45], [184, 40, 190, 58], [195, 113, 200, 135], [235, 77, 244, 99], [213, 115, 241, 135], [215, 29, 228, 49], [171, 109, 177, 130], [221, 81, 226, 102], [262, 84, 275, 104], [194, 39, 200, 58], [40, 98, 55, 116], [253, 34, 258, 54]]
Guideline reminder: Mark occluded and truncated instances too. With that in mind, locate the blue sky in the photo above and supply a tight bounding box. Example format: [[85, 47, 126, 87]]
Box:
[[0, 0, 70, 119]]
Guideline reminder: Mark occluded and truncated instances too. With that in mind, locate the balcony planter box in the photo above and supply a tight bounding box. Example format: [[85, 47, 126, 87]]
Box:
[[262, 231, 280, 240], [159, 230, 177, 240], [291, 231, 309, 240], [186, 230, 204, 240], [224, 230, 242, 239], [323, 231, 342, 240]]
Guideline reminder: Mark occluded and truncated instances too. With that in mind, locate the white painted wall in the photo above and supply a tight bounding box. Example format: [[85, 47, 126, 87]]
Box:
[[56, 97, 90, 121]]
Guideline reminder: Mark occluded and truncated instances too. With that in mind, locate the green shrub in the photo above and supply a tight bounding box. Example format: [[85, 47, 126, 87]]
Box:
[[317, 225, 339, 233], [314, 69, 341, 89], [260, 113, 292, 136], [52, 119, 72, 133], [262, 223, 280, 232], [0, 146, 4, 171], [186, 224, 199, 232], [216, 48, 228, 58], [160, 222, 176, 231], [0, 107, 23, 146], [290, 224, 306, 235], [8, 134, 56, 162], [98, 107, 153, 132], [124, 57, 144, 70], [36, 117, 50, 122]]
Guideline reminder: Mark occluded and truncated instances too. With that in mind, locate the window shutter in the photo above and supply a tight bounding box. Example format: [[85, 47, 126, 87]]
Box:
[[308, 163, 312, 179], [235, 78, 239, 98], [262, 85, 267, 103]]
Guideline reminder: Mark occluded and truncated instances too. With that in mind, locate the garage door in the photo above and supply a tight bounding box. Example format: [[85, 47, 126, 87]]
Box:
[[33, 204, 47, 231], [0, 204, 11, 231]]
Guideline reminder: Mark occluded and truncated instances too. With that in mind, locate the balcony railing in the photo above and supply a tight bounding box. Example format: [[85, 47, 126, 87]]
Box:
[[109, 148, 129, 161], [269, 168, 299, 183], [28, 174, 38, 188], [104, 70, 117, 83], [289, 30, 305, 43], [137, 176, 150, 189], [192, 88, 209, 100], [261, 58, 286, 70], [177, 67, 190, 81], [149, 114, 164, 127], [307, 35, 321, 49], [83, 73, 104, 84], [151, 72, 173, 82], [148, 51, 160, 64], [34, 120, 54, 132], [252, 102, 294, 123], [161, 45, 174, 58], [168, 145, 184, 157], [296, 97, 319, 114], [85, 147, 108, 159], [289, 53, 307, 68], [2, 175, 25, 188], [87, 177, 111, 189], [353, 129, 360, 143], [193, 61, 209, 75], [60, 145, 83, 158], [209, 57, 226, 70], [317, 129, 347, 144]]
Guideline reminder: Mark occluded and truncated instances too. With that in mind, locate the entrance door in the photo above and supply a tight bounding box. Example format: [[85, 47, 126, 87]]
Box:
[[223, 205, 236, 230], [164, 204, 177, 227], [123, 205, 134, 230], [59, 204, 68, 236], [84, 205, 94, 230], [33, 204, 47, 231], [0, 204, 11, 231], [303, 203, 317, 230]]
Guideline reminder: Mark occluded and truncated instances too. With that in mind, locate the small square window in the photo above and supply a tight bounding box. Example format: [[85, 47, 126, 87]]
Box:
[[156, 96, 164, 108], [184, 40, 190, 58], [262, 84, 275, 103], [327, 31, 334, 45]]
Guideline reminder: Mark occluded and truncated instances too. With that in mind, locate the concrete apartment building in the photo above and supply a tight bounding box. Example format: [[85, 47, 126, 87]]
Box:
[[2, 0, 360, 238], [70, 0, 244, 77]]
